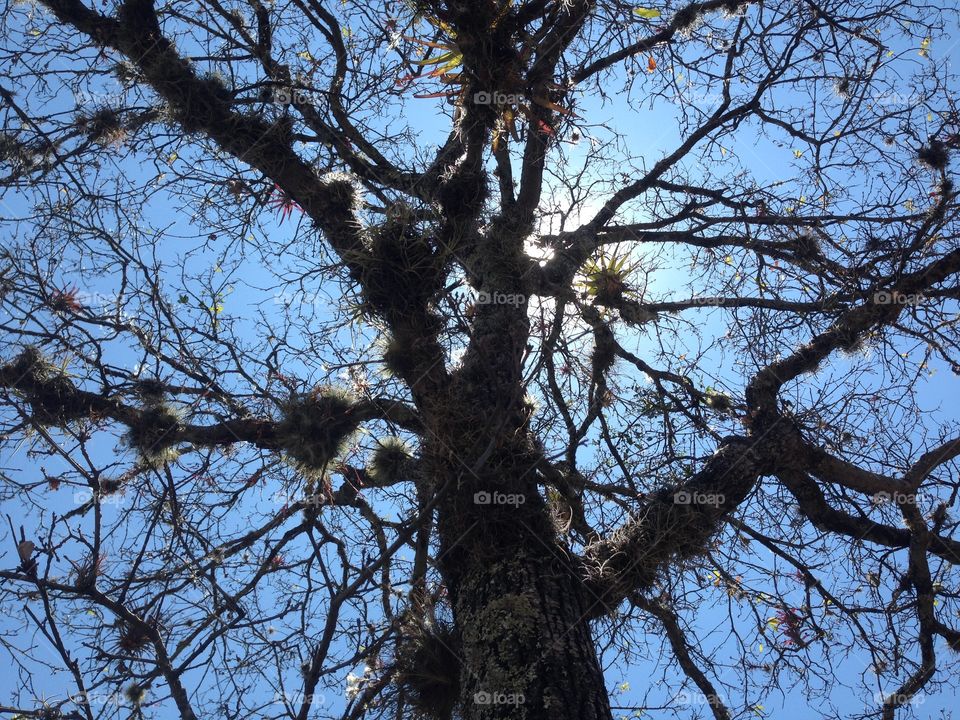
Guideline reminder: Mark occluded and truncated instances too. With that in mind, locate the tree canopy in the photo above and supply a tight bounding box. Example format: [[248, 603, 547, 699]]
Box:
[[2, 1, 960, 719]]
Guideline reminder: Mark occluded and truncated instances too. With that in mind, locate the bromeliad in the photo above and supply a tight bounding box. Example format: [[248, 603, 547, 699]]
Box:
[[269, 184, 302, 224]]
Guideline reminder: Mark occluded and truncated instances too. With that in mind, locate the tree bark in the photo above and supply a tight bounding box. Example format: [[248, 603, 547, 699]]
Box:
[[436, 477, 613, 720]]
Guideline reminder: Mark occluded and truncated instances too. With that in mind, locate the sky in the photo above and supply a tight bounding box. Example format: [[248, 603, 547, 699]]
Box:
[[2, 2, 960, 719]]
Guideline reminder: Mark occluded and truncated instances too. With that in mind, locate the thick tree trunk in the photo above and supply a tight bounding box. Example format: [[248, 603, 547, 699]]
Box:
[[435, 478, 613, 720]]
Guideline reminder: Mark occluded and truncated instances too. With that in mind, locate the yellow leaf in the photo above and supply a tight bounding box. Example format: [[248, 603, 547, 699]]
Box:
[[633, 8, 662, 19], [167, 152, 178, 163], [724, 255, 733, 264], [919, 37, 931, 57], [793, 149, 804, 158]]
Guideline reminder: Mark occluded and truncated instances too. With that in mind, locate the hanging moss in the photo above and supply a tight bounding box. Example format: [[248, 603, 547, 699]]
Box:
[[277, 387, 359, 474]]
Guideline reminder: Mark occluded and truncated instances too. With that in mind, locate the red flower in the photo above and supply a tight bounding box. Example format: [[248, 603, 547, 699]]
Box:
[[775, 607, 808, 647], [50, 285, 83, 313], [268, 184, 302, 224]]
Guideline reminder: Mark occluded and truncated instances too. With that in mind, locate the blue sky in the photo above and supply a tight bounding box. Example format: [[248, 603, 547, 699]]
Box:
[[2, 2, 960, 719]]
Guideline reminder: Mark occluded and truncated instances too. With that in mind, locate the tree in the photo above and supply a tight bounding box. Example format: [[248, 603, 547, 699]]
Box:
[[1, 0, 960, 718]]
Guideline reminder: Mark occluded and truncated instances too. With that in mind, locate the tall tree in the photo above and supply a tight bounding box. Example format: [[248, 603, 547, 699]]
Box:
[[1, 1, 960, 719]]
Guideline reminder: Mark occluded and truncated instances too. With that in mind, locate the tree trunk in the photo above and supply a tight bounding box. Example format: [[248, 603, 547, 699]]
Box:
[[436, 477, 613, 720]]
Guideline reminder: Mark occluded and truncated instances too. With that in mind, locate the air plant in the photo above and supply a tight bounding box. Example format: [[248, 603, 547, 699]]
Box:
[[581, 249, 641, 304], [269, 183, 302, 224], [398, 12, 573, 145], [50, 285, 84, 313], [774, 607, 809, 647]]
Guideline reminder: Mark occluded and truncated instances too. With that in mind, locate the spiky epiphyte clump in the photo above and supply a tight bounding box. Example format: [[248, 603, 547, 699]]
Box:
[[124, 402, 183, 464], [835, 326, 868, 356], [118, 626, 150, 655], [704, 389, 733, 412], [72, 552, 104, 590], [393, 617, 461, 720], [278, 387, 360, 474], [367, 437, 413, 487], [319, 172, 362, 209], [918, 140, 950, 170], [582, 249, 639, 305], [380, 335, 416, 379], [674, 4, 702, 35], [361, 223, 443, 315], [77, 106, 126, 145], [124, 684, 147, 705], [793, 230, 822, 259], [5, 347, 90, 427], [135, 377, 167, 403], [379, 315, 443, 379], [115, 613, 161, 657], [111, 60, 140, 86]]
